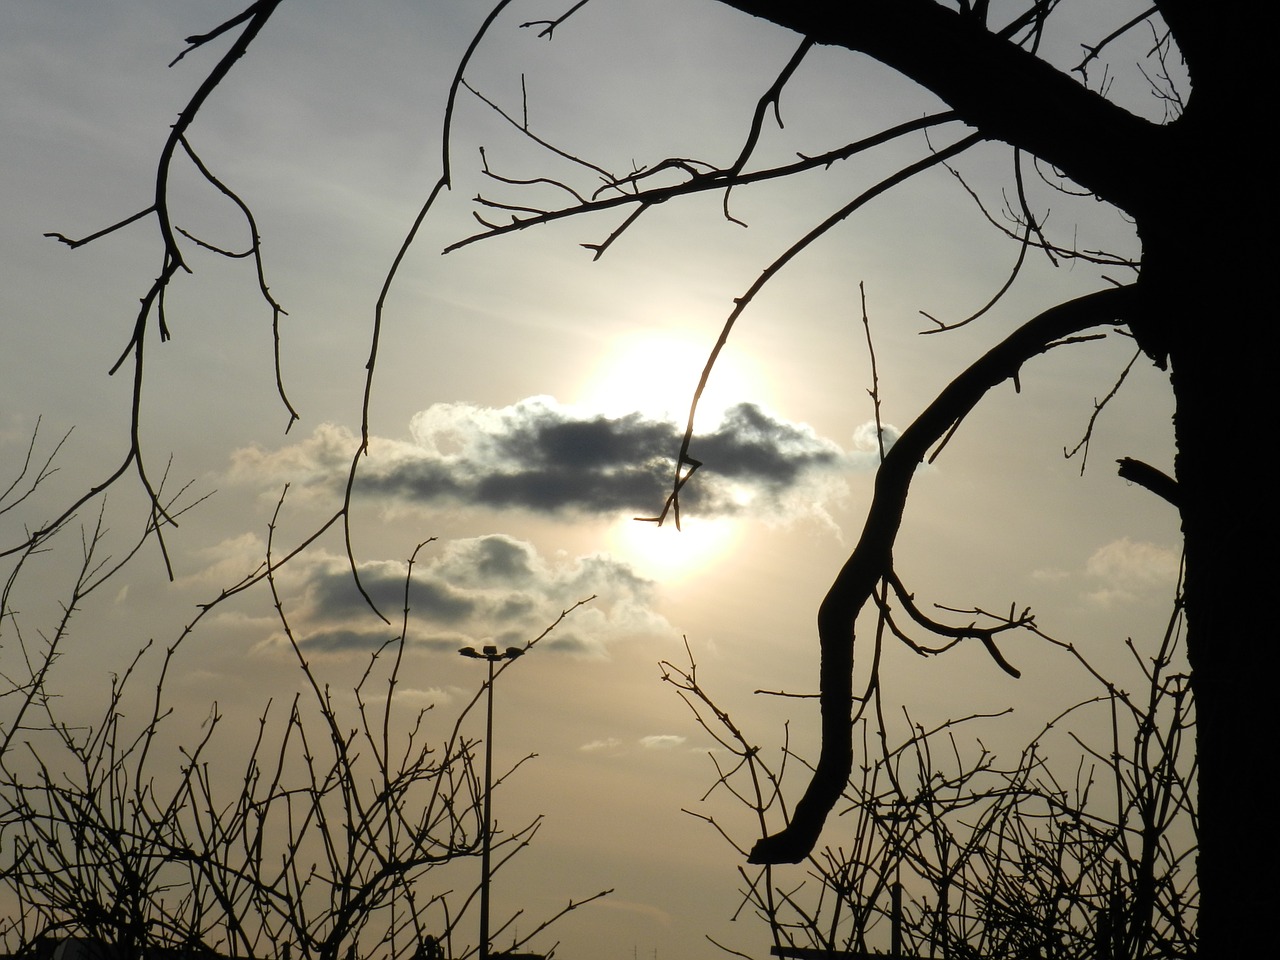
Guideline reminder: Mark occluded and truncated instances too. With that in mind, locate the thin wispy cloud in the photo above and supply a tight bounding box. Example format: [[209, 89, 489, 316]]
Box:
[[1083, 537, 1181, 608], [579, 737, 624, 753], [580, 734, 689, 755], [640, 734, 687, 750]]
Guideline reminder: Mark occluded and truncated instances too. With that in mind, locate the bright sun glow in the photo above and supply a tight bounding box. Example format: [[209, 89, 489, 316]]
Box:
[[607, 514, 741, 581], [577, 331, 762, 425], [579, 331, 760, 579]]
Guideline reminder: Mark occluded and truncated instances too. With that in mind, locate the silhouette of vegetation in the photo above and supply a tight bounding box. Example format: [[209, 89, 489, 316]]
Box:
[[663, 581, 1196, 958], [0, 445, 605, 958]]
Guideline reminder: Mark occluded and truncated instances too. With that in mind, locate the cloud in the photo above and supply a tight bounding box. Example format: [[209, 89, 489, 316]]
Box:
[[229, 421, 358, 497], [248, 535, 674, 660], [1082, 538, 1180, 606], [597, 899, 674, 927], [849, 419, 900, 466], [640, 734, 687, 749], [1029, 567, 1071, 583], [579, 737, 624, 753], [234, 397, 863, 522], [1085, 538, 1180, 585], [364, 686, 456, 708], [580, 734, 689, 755]]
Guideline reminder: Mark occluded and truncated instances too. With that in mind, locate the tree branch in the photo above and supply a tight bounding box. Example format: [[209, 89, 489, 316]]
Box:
[[1117, 457, 1180, 508], [749, 283, 1138, 864], [714, 0, 1165, 214]]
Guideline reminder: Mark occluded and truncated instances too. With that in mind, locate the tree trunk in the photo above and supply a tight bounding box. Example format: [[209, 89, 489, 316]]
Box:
[[1166, 282, 1270, 955], [1143, 44, 1271, 940], [1157, 204, 1264, 957]]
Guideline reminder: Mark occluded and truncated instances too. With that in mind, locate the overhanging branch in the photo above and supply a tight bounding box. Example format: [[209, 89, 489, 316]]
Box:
[[714, 0, 1166, 213]]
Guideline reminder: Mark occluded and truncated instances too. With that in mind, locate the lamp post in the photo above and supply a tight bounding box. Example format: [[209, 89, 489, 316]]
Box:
[[458, 643, 524, 960]]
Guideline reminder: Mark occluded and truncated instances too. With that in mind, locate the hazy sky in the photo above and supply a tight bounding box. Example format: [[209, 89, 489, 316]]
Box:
[[1, 3, 1184, 958]]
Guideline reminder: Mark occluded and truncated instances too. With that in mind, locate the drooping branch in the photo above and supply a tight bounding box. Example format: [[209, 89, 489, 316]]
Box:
[[17, 1, 289, 566], [749, 283, 1138, 864], [726, 37, 814, 178], [879, 571, 1029, 678], [1064, 347, 1141, 475], [346, 0, 520, 621], [177, 136, 298, 430]]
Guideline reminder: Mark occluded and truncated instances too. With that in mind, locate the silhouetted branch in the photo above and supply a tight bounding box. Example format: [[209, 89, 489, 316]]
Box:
[[726, 38, 814, 179], [750, 284, 1137, 865], [647, 132, 984, 530], [347, 0, 520, 622], [1063, 346, 1141, 473], [1117, 457, 1180, 508], [445, 112, 964, 255], [17, 1, 290, 568], [880, 572, 1029, 678], [1, 505, 601, 957], [519, 0, 594, 40], [1074, 7, 1161, 79], [673, 602, 1195, 957]]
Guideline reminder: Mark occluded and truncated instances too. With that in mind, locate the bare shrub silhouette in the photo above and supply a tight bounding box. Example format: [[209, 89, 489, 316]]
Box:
[[0, 456, 605, 959], [663, 586, 1196, 958]]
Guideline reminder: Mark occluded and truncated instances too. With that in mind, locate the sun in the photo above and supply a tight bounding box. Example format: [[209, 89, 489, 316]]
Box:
[[576, 331, 762, 426], [576, 330, 761, 579], [606, 513, 740, 581]]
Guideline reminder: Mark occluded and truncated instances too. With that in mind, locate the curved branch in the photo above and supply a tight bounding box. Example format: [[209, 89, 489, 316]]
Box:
[[882, 570, 1028, 678], [727, 37, 814, 177], [348, 0, 520, 620], [18, 2, 287, 564], [155, 0, 285, 272], [748, 283, 1138, 864]]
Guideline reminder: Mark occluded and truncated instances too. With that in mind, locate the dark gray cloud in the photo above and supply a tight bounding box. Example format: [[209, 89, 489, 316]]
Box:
[[353, 397, 854, 518], [696, 402, 844, 490], [304, 560, 478, 624], [297, 627, 402, 653], [259, 536, 674, 660]]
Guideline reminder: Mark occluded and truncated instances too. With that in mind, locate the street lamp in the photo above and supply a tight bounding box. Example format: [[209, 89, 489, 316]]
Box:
[[458, 643, 524, 960]]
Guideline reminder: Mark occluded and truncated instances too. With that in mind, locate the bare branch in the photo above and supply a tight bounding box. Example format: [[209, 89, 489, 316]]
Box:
[[750, 284, 1137, 865]]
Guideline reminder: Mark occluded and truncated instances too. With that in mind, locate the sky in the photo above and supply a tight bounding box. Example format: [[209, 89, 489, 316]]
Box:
[[0, 3, 1186, 959]]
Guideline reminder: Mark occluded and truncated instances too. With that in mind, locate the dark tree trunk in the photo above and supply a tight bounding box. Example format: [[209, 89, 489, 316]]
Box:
[[1153, 180, 1270, 959], [1169, 317, 1270, 955], [1141, 27, 1272, 941]]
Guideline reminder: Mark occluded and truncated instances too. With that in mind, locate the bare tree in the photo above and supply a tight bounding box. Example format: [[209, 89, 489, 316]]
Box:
[[14, 1, 1261, 954], [425, 2, 1249, 951]]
